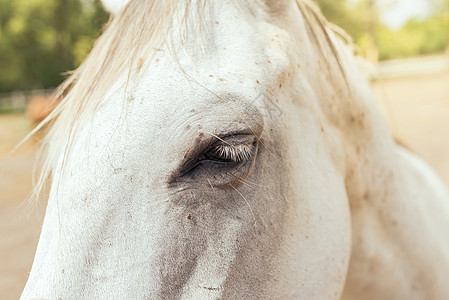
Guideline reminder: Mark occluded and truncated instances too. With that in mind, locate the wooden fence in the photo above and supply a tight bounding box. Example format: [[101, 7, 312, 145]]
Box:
[[0, 89, 54, 114], [375, 54, 449, 79]]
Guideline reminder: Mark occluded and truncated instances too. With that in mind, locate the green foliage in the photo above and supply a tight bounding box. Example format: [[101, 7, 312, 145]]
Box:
[[314, 0, 370, 43], [315, 0, 449, 61], [377, 15, 449, 60], [0, 0, 108, 93]]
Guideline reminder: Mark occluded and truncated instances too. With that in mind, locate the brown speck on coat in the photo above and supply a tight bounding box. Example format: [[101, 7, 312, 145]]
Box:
[[137, 58, 144, 69]]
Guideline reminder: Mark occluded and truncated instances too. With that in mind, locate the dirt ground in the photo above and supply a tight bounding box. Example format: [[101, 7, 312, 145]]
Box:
[[0, 116, 43, 299], [373, 72, 449, 184], [1, 72, 448, 299]]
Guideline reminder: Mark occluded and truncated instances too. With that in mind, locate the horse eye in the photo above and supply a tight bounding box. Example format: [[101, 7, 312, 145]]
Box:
[[199, 142, 256, 164], [176, 136, 258, 179]]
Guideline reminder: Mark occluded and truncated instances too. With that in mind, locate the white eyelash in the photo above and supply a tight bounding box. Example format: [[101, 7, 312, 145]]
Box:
[[211, 143, 255, 162]]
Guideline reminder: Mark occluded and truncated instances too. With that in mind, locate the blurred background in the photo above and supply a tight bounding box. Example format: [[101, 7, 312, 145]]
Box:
[[0, 0, 448, 298]]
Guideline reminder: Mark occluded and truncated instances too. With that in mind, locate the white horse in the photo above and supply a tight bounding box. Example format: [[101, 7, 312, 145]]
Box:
[[22, 0, 449, 299]]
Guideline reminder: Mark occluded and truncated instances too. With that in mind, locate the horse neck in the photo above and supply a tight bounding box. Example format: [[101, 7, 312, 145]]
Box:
[[324, 56, 449, 299]]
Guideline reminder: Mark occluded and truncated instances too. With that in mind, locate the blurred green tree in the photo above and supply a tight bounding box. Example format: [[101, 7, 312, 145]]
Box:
[[315, 0, 449, 61], [377, 15, 449, 60], [0, 0, 108, 93], [314, 0, 369, 42], [315, 0, 380, 60]]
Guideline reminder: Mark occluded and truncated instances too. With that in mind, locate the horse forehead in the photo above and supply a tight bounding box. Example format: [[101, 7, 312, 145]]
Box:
[[159, 3, 287, 80], [131, 11, 291, 115]]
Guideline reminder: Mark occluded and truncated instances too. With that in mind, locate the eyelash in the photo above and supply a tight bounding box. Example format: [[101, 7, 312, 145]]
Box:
[[201, 143, 256, 163]]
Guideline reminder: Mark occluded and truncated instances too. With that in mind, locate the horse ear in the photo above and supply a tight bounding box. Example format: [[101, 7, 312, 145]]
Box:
[[101, 0, 131, 15]]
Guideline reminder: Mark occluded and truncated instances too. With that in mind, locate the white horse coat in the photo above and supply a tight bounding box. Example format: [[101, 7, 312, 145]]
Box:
[[22, 0, 449, 299]]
